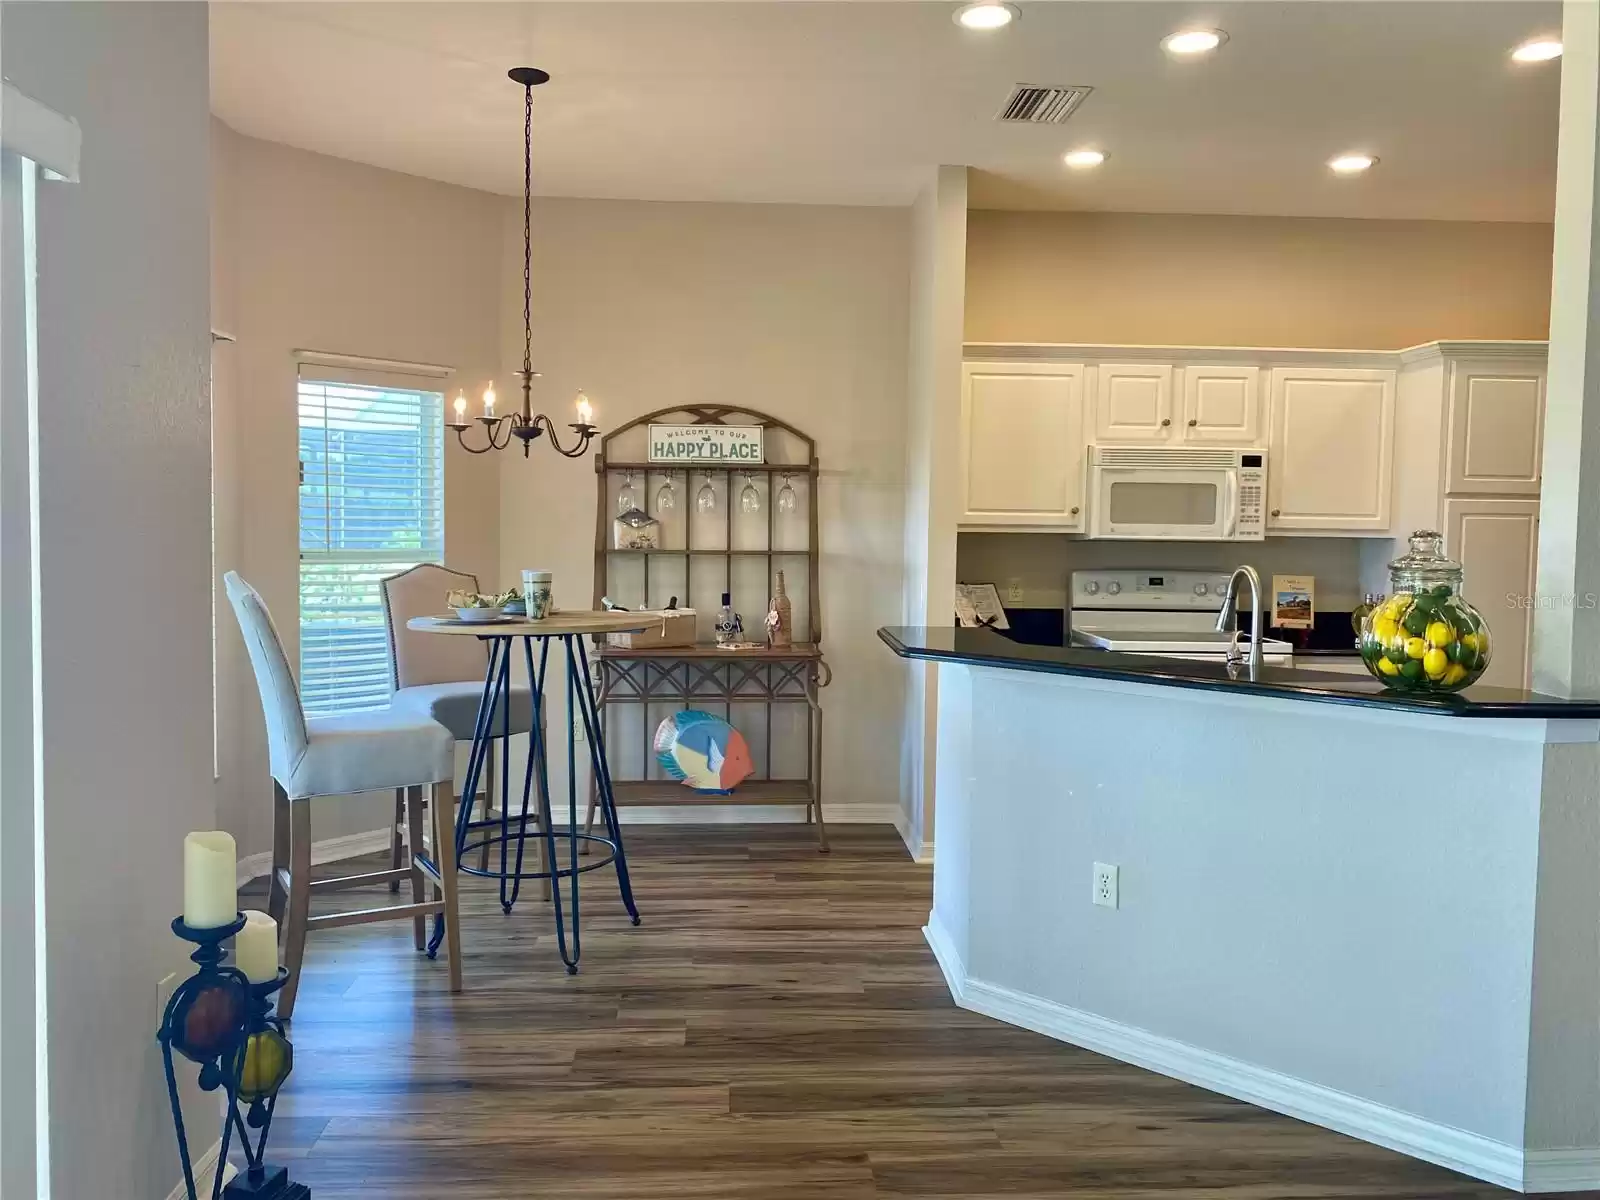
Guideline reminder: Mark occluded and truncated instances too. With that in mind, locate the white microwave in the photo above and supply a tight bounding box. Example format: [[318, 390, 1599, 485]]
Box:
[[1087, 446, 1267, 540]]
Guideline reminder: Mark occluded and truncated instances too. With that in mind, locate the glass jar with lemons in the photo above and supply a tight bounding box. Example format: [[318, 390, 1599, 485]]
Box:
[[1358, 531, 1491, 693]]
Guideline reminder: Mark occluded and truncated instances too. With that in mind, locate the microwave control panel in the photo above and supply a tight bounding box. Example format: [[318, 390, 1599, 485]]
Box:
[[1235, 452, 1267, 538]]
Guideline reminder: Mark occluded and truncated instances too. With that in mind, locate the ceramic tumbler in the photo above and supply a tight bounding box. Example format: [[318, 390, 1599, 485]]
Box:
[[522, 569, 553, 620]]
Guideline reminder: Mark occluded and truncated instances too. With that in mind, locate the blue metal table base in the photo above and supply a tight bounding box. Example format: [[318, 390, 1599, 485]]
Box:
[[426, 632, 640, 974]]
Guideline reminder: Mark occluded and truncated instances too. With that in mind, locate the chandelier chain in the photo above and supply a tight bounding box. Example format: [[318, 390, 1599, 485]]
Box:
[[522, 81, 533, 388]]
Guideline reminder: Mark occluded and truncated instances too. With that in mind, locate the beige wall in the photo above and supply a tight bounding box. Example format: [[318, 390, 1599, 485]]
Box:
[[214, 131, 913, 853], [215, 125, 505, 855], [965, 210, 1554, 349], [497, 196, 912, 820]]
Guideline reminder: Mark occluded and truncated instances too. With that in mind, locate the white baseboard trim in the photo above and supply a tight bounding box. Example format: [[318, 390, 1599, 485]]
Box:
[[165, 1138, 237, 1200], [1525, 1149, 1600, 1193], [237, 828, 392, 887], [892, 808, 934, 865], [237, 807, 902, 885], [922, 917, 1545, 1194]]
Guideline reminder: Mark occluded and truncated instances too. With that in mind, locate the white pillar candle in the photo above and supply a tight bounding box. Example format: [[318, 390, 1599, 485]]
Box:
[[235, 910, 279, 984], [183, 830, 238, 928]]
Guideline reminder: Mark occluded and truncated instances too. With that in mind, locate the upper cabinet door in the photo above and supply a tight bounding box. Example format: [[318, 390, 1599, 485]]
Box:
[[1445, 360, 1545, 497], [1266, 367, 1396, 531], [1094, 363, 1174, 442], [1444, 497, 1539, 690], [961, 362, 1087, 528], [1180, 365, 1262, 445]]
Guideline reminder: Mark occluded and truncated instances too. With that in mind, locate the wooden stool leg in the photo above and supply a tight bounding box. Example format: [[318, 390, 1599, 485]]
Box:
[[389, 788, 405, 892], [268, 782, 290, 925], [407, 784, 428, 951], [278, 793, 313, 1020], [430, 779, 464, 993]]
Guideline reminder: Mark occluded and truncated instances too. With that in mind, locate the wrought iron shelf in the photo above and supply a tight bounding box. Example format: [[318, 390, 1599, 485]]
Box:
[[591, 404, 828, 850]]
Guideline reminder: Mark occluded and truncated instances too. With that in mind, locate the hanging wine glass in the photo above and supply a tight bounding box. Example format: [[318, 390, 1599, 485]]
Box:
[[776, 472, 798, 514], [740, 472, 761, 514], [695, 472, 717, 513], [655, 473, 677, 512], [617, 470, 637, 515]]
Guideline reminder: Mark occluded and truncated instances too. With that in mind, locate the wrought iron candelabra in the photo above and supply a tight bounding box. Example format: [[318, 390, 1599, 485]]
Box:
[[157, 916, 306, 1199]]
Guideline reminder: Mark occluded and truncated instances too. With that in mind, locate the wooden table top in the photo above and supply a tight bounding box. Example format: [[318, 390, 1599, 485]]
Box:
[[408, 611, 664, 637]]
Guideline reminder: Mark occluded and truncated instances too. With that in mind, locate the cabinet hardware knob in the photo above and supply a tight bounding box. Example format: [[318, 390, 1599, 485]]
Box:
[[1070, 506, 1080, 515], [1160, 418, 1172, 427], [1271, 509, 1281, 517], [1187, 419, 1198, 427]]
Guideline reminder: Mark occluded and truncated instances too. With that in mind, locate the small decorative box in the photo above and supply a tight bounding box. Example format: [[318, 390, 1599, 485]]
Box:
[[613, 507, 661, 550], [607, 609, 697, 649]]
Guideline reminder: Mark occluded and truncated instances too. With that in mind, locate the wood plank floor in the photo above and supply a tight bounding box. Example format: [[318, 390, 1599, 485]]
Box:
[[244, 824, 1541, 1199]]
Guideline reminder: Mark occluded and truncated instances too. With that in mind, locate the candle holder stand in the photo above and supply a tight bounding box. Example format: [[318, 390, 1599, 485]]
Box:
[[156, 917, 307, 1200]]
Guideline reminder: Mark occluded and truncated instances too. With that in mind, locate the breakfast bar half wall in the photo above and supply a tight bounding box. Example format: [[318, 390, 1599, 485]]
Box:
[[882, 627, 1600, 1194]]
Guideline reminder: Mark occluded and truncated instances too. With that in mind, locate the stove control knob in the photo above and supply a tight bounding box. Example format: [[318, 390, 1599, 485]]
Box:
[[1193, 582, 1208, 596], [1106, 581, 1123, 596], [1082, 580, 1100, 595]]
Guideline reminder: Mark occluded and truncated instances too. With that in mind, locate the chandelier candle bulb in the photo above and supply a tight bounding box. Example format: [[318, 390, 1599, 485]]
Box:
[[235, 910, 279, 984], [182, 831, 237, 929], [452, 391, 467, 422], [483, 381, 496, 418], [576, 393, 594, 426]]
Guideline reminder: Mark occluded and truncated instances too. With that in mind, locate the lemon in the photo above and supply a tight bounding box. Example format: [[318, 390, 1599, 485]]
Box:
[[1377, 657, 1399, 676], [1389, 592, 1413, 611], [1373, 616, 1399, 645], [1460, 632, 1481, 653], [1443, 663, 1469, 687], [1425, 620, 1453, 647], [1404, 637, 1427, 660], [1423, 647, 1449, 679]]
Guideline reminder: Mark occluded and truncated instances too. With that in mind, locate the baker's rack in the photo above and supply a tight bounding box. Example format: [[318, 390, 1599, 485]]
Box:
[[588, 404, 830, 850]]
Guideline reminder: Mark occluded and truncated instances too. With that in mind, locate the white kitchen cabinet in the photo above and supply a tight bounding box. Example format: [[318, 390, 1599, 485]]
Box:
[[1094, 363, 1174, 442], [961, 362, 1087, 528], [1444, 497, 1539, 691], [1181, 365, 1262, 445], [1267, 367, 1396, 532], [1445, 360, 1545, 496]]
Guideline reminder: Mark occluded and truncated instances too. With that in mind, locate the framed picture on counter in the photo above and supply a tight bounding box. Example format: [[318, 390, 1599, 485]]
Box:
[[1272, 574, 1315, 629]]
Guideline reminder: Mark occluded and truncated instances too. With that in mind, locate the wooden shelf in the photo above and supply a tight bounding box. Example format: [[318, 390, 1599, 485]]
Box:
[[597, 642, 821, 661], [611, 779, 814, 806]]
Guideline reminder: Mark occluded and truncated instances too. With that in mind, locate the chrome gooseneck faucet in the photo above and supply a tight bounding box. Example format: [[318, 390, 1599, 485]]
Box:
[[1214, 564, 1265, 675]]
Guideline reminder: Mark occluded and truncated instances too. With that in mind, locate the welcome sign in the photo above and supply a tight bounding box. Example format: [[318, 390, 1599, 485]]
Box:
[[648, 424, 765, 464]]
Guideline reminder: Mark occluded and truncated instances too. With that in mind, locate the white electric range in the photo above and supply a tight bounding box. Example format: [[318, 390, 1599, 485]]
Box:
[[1068, 569, 1295, 666]]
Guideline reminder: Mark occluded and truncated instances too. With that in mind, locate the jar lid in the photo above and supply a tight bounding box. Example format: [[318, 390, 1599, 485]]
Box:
[[1388, 530, 1461, 574]]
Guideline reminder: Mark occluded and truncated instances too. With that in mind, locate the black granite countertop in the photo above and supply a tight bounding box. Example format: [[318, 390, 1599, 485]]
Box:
[[879, 626, 1600, 719]]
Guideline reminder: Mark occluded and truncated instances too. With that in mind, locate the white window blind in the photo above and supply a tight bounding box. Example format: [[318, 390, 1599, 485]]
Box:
[[298, 368, 444, 714]]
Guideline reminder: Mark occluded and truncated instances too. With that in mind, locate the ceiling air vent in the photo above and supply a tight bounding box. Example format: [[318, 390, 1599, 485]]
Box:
[[995, 84, 1092, 125]]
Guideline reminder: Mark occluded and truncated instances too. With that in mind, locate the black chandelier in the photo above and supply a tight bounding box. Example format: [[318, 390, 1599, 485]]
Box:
[[448, 67, 598, 458]]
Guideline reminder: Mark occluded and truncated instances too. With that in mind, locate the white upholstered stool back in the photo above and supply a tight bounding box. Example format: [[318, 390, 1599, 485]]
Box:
[[382, 563, 487, 691]]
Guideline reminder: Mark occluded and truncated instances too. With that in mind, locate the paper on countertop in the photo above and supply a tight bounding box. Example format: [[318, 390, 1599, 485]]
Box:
[[955, 582, 1010, 630]]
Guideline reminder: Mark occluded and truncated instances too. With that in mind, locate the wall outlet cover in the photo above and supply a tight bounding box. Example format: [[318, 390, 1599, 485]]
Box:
[[1093, 862, 1119, 909]]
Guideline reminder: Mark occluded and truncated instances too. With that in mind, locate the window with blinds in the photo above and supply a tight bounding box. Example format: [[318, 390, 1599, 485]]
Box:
[[298, 368, 445, 714]]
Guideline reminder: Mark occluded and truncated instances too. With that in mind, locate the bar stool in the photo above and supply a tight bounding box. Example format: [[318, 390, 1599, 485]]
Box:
[[225, 571, 464, 1019], [380, 565, 545, 898]]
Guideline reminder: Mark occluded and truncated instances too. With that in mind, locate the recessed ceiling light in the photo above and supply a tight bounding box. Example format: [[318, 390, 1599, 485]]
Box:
[[1162, 28, 1228, 56], [1511, 38, 1562, 63], [1328, 153, 1378, 175], [954, 2, 1018, 30], [1063, 149, 1106, 169]]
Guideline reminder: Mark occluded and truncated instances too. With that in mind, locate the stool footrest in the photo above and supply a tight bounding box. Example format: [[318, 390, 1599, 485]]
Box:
[[307, 900, 443, 931]]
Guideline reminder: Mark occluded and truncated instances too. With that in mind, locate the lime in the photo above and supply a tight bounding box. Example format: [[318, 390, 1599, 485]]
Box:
[[1423, 647, 1448, 679], [1431, 584, 1453, 598], [1402, 607, 1431, 636], [1446, 639, 1470, 664], [1377, 656, 1399, 676], [1409, 593, 1441, 615], [1361, 639, 1383, 662], [1385, 643, 1408, 665], [1400, 659, 1424, 681]]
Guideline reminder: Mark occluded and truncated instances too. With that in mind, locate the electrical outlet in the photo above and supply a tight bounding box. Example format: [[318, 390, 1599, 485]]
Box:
[[572, 712, 586, 743], [1092, 862, 1119, 909], [1006, 578, 1025, 604]]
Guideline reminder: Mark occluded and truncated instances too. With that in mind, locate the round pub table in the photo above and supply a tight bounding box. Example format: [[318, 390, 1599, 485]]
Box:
[[408, 610, 662, 973]]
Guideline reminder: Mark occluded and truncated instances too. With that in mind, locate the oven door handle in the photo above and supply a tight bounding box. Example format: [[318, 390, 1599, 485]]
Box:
[[1223, 471, 1238, 538]]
